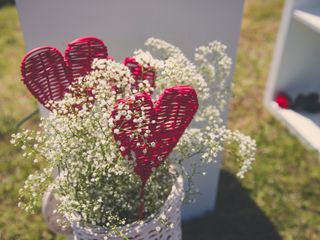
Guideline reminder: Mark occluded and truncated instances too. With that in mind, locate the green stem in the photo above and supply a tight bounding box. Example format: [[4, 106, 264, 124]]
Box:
[[15, 109, 39, 129]]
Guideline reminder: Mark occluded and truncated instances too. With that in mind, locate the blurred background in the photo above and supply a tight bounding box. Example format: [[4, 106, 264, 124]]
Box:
[[0, 0, 320, 239]]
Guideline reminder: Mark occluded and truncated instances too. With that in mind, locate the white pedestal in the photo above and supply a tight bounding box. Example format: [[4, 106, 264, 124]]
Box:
[[265, 0, 320, 153], [16, 0, 244, 220]]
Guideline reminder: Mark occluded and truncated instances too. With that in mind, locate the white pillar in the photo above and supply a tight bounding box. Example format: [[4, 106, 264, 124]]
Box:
[[16, 0, 244, 220]]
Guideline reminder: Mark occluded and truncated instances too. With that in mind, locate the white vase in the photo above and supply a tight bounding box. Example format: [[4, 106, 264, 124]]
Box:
[[42, 186, 73, 235]]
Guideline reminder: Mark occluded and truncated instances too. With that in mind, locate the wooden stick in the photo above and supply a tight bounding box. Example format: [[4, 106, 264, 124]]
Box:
[[138, 180, 146, 220]]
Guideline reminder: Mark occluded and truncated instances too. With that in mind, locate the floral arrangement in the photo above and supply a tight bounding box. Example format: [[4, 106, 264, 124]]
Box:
[[11, 36, 256, 234]]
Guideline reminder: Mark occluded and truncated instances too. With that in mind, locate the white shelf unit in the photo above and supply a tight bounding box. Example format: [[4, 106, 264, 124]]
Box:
[[293, 8, 320, 34], [265, 0, 320, 152]]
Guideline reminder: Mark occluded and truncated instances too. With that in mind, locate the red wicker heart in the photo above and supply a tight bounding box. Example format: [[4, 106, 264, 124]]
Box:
[[112, 85, 198, 182], [123, 57, 156, 93], [21, 36, 108, 110], [21, 37, 156, 111]]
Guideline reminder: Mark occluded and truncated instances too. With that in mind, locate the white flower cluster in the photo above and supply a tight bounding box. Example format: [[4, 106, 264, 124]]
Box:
[[133, 38, 256, 201], [195, 41, 232, 110], [12, 58, 172, 228], [12, 38, 256, 230], [136, 38, 255, 177], [142, 38, 210, 100]]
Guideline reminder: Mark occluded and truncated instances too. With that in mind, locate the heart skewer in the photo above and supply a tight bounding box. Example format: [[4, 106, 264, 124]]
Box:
[[112, 85, 198, 218], [21, 37, 156, 111]]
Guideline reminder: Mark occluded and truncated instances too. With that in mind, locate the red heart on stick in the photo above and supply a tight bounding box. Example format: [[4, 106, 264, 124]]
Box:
[[21, 37, 156, 110], [21, 36, 108, 110], [123, 57, 156, 93], [112, 85, 198, 182]]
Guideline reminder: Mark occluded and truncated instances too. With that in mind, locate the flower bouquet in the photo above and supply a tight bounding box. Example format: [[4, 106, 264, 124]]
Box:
[[12, 36, 256, 239]]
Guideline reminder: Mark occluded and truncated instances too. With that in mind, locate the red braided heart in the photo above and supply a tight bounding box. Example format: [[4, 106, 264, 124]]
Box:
[[21, 37, 156, 110], [112, 85, 198, 182], [123, 57, 156, 94], [21, 36, 108, 110]]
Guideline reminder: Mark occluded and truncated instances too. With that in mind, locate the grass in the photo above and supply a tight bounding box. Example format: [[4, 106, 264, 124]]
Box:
[[0, 0, 320, 239]]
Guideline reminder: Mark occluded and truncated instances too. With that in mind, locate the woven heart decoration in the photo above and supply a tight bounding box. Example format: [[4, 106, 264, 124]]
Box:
[[21, 36, 156, 111], [112, 85, 198, 182], [123, 57, 156, 93], [21, 36, 109, 110]]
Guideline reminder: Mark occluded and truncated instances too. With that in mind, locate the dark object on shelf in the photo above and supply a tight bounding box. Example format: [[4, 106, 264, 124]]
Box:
[[275, 92, 292, 109], [292, 93, 320, 113], [275, 92, 320, 113]]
